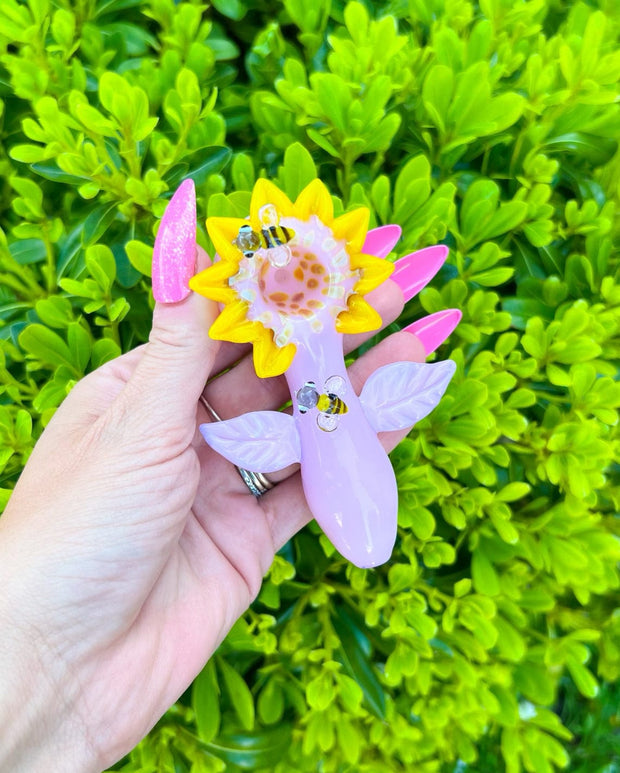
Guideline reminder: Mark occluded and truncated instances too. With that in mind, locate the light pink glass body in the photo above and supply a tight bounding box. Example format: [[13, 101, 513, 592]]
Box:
[[286, 328, 397, 568]]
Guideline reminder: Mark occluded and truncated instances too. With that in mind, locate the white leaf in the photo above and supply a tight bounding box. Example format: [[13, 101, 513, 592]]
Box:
[[200, 411, 300, 472], [360, 360, 456, 432]]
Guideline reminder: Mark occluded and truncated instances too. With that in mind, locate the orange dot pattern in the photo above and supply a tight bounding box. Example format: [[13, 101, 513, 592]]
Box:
[[261, 247, 328, 317]]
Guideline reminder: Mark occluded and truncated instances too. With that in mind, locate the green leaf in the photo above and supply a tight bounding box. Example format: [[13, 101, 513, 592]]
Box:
[[85, 244, 116, 292], [184, 147, 232, 186], [471, 267, 515, 286], [0, 489, 13, 510], [331, 605, 386, 719], [495, 616, 526, 662], [422, 65, 454, 133], [81, 202, 118, 247], [35, 296, 73, 328], [497, 482, 530, 502], [231, 153, 255, 192], [67, 322, 91, 373], [409, 506, 436, 540], [277, 142, 317, 200], [91, 338, 121, 369], [9, 144, 49, 163], [207, 726, 292, 769], [306, 671, 335, 710], [14, 409, 32, 445], [75, 103, 118, 136], [257, 680, 284, 725], [30, 162, 87, 185], [544, 133, 617, 167], [218, 657, 255, 731], [566, 658, 599, 698], [478, 201, 528, 242], [193, 660, 220, 743], [211, 0, 247, 20], [472, 548, 500, 596], [9, 238, 46, 264], [19, 324, 80, 375], [307, 128, 340, 158]]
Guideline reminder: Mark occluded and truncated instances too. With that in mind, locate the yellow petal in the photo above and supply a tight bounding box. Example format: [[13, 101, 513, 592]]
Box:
[[253, 332, 296, 378], [335, 293, 382, 334], [250, 179, 294, 228], [208, 300, 260, 343], [331, 208, 370, 253], [206, 217, 248, 262], [189, 262, 238, 303], [294, 178, 334, 224], [351, 252, 395, 295]]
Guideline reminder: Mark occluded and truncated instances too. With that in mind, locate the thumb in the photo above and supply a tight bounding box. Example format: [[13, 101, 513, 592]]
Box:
[[121, 180, 220, 430], [128, 288, 220, 424]]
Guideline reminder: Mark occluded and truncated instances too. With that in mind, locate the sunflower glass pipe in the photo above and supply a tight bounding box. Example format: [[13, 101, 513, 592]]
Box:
[[189, 179, 457, 568]]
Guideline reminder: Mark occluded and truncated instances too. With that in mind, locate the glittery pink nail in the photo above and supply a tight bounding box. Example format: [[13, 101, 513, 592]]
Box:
[[152, 179, 196, 303], [403, 309, 462, 355]]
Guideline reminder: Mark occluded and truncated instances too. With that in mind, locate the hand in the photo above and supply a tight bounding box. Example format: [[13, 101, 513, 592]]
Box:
[[0, 256, 426, 772]]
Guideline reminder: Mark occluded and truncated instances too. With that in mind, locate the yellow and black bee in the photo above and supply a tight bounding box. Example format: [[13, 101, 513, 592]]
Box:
[[297, 376, 348, 432], [234, 222, 295, 259], [316, 390, 348, 416]]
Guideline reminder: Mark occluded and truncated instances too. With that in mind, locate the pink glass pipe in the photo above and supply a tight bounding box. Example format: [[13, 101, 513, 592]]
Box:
[[198, 220, 457, 568]]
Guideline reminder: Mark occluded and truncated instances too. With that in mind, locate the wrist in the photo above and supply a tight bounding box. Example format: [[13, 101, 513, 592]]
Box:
[[0, 529, 99, 773]]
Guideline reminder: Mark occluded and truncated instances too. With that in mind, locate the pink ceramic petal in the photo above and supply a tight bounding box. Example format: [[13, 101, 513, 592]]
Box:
[[362, 224, 402, 258]]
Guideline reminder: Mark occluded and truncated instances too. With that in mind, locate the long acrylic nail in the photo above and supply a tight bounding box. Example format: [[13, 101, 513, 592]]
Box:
[[391, 245, 449, 302], [362, 224, 402, 258], [403, 309, 462, 355], [152, 179, 196, 303]]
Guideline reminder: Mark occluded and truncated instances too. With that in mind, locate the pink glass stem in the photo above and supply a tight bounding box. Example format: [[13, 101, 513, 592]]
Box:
[[285, 329, 398, 568]]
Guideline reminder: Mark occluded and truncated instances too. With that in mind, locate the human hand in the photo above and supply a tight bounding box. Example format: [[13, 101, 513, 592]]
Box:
[[0, 183, 459, 772]]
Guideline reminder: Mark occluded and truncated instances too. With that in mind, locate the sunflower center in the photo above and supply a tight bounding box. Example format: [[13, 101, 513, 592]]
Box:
[[229, 214, 359, 347], [259, 247, 331, 318]]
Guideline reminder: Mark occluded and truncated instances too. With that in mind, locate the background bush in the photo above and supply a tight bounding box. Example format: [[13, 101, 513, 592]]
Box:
[[1, 0, 619, 771]]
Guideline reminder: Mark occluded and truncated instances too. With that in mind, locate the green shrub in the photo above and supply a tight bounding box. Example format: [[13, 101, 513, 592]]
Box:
[[1, 0, 619, 771]]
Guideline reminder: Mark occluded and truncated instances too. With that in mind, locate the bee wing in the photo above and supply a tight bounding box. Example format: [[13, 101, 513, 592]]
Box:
[[317, 413, 340, 433], [265, 244, 291, 268], [324, 375, 346, 397], [258, 203, 279, 227]]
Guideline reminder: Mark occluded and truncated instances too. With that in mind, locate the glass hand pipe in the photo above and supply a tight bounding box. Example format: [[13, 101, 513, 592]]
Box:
[[189, 179, 456, 568]]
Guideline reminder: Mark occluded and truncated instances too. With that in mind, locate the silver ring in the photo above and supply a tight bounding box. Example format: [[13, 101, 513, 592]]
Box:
[[199, 394, 275, 497], [236, 468, 274, 497]]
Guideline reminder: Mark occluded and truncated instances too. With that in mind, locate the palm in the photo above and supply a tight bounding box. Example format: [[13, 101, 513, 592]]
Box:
[[51, 357, 285, 765]]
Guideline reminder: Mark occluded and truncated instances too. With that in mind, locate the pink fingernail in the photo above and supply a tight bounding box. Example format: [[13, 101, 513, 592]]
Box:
[[391, 245, 449, 302], [152, 179, 196, 303], [362, 224, 402, 258], [403, 309, 462, 355]]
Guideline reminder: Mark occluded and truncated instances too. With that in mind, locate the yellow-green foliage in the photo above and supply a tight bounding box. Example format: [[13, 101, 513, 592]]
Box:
[[0, 0, 618, 771]]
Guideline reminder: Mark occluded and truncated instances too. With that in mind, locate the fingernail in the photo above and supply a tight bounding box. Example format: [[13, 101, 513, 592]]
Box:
[[391, 245, 449, 302], [403, 309, 462, 355], [152, 179, 196, 303], [362, 224, 402, 258]]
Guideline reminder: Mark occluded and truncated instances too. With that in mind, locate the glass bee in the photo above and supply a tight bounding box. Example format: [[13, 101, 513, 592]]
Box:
[[233, 204, 295, 267], [296, 375, 348, 433]]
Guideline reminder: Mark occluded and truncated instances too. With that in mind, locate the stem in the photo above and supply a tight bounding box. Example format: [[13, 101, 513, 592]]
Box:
[[42, 231, 56, 295]]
